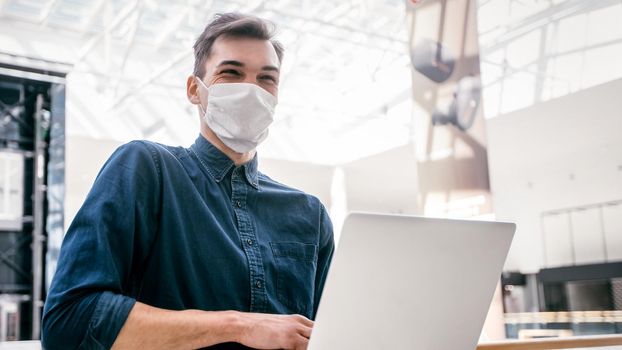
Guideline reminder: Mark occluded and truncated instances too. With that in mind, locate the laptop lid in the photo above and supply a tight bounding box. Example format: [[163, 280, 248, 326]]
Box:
[[309, 213, 515, 350]]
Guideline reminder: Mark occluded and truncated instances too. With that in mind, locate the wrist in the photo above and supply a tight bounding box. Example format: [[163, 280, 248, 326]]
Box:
[[187, 309, 246, 347], [222, 310, 246, 344]]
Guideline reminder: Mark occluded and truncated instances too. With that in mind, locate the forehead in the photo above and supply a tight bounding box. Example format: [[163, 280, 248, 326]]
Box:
[[205, 36, 280, 69]]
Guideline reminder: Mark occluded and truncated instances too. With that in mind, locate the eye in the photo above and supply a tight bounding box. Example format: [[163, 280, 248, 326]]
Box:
[[260, 75, 277, 83], [220, 69, 240, 76]]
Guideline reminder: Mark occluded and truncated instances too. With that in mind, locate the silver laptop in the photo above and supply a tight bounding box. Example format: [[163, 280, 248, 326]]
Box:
[[309, 213, 515, 350]]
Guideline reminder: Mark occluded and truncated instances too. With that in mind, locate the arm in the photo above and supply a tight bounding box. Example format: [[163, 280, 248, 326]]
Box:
[[42, 142, 160, 349], [312, 204, 335, 319], [111, 302, 314, 350]]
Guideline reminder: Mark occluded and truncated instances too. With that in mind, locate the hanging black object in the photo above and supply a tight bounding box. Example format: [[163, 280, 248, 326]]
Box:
[[410, 39, 455, 83], [432, 76, 481, 131]]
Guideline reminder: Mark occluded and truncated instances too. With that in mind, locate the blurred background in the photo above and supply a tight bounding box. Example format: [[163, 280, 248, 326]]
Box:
[[0, 0, 621, 347]]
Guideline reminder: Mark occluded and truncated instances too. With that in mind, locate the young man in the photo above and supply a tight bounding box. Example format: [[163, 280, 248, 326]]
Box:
[[42, 13, 334, 350]]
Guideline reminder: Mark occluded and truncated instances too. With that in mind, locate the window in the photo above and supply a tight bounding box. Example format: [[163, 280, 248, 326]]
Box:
[[0, 150, 24, 231]]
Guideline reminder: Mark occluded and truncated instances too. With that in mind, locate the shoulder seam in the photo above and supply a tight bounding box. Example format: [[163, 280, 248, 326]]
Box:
[[132, 140, 162, 189]]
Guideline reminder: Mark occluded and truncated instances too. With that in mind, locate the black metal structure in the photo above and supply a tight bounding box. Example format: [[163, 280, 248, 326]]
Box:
[[538, 262, 622, 312], [0, 55, 67, 340]]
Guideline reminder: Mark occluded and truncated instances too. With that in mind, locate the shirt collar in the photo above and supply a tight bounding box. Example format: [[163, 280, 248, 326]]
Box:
[[190, 134, 259, 189]]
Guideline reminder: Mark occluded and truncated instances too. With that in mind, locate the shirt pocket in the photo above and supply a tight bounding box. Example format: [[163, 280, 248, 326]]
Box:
[[270, 242, 318, 317]]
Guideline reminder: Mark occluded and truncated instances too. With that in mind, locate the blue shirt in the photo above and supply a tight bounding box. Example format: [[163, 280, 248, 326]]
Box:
[[41, 135, 335, 350]]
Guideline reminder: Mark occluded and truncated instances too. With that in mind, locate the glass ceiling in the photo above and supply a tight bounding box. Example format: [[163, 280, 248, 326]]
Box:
[[0, 0, 413, 165], [1, 0, 620, 164]]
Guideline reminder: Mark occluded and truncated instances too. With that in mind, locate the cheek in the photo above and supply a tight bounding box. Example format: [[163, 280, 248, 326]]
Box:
[[269, 85, 279, 97], [211, 76, 238, 84], [261, 82, 278, 95]]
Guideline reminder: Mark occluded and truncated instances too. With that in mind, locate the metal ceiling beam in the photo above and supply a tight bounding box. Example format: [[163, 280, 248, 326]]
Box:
[[109, 0, 268, 110], [75, 0, 140, 62], [277, 22, 406, 55], [109, 49, 191, 110], [37, 0, 57, 24], [112, 3, 144, 99], [154, 5, 193, 50], [263, 7, 408, 46], [80, 0, 106, 32], [480, 35, 622, 89], [71, 69, 184, 90], [322, 2, 351, 23], [481, 0, 621, 55]]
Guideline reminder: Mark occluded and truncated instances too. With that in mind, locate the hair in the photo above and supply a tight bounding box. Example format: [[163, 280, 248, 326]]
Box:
[[192, 13, 284, 78]]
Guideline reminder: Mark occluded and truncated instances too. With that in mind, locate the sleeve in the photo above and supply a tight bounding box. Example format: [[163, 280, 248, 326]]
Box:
[[41, 141, 161, 350], [312, 203, 335, 320]]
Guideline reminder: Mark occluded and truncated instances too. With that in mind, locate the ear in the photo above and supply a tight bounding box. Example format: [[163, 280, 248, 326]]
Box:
[[186, 75, 201, 105]]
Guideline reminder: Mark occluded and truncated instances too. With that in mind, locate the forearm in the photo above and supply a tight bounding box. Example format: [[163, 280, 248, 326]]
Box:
[[111, 302, 242, 350]]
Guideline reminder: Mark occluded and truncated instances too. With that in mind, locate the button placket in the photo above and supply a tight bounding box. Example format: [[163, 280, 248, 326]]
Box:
[[231, 167, 267, 312]]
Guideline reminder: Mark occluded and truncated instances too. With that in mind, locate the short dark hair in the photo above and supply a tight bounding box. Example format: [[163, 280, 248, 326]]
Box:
[[193, 13, 284, 78]]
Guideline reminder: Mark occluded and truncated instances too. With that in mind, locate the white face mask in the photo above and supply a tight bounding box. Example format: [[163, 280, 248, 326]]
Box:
[[196, 79, 277, 153]]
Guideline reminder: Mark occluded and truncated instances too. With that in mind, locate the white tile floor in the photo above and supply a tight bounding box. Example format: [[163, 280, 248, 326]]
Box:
[[0, 341, 40, 349]]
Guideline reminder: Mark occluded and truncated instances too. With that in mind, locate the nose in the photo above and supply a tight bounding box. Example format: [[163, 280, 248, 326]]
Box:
[[242, 75, 261, 87], [240, 75, 277, 97]]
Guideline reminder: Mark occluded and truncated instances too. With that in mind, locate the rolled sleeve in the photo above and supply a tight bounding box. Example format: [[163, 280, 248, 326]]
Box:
[[78, 292, 136, 349], [42, 141, 161, 349]]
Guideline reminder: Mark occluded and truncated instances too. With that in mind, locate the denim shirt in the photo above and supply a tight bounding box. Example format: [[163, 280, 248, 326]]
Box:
[[41, 135, 335, 350]]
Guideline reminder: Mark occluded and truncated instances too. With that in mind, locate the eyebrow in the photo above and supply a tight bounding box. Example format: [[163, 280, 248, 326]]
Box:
[[217, 60, 244, 67], [217, 60, 279, 73], [261, 65, 279, 73]]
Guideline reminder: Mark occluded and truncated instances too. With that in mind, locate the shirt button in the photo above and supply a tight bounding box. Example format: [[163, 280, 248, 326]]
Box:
[[255, 280, 262, 288], [247, 239, 253, 246], [236, 201, 242, 208]]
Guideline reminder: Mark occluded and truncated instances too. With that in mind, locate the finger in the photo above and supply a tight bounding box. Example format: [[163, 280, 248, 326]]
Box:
[[298, 325, 312, 339], [294, 334, 309, 350], [292, 314, 314, 328]]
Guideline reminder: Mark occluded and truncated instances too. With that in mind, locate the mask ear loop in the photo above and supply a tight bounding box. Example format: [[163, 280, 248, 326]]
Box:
[[195, 76, 209, 116]]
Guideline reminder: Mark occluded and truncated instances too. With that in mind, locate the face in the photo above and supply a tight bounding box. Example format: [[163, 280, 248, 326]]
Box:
[[187, 36, 281, 110]]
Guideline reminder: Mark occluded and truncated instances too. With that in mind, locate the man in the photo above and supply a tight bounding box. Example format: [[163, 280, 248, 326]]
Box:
[[41, 13, 334, 350]]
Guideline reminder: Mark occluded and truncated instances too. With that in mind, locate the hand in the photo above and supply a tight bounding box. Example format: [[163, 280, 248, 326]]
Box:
[[235, 312, 313, 350]]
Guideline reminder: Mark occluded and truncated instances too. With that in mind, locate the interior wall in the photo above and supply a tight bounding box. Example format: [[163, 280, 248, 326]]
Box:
[[342, 144, 419, 215], [259, 158, 334, 209], [64, 136, 123, 226], [487, 77, 622, 273]]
